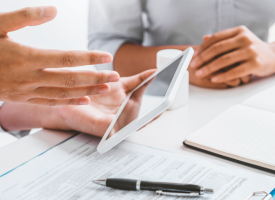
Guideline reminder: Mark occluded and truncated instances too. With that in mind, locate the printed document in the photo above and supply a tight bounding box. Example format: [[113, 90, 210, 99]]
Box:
[[0, 133, 273, 200]]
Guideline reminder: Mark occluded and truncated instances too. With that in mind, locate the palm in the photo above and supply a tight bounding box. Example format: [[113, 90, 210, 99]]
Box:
[[55, 70, 156, 137]]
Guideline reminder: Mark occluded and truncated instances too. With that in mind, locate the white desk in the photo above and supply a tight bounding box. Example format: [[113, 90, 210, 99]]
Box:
[[1, 0, 275, 179], [1, 76, 275, 178]]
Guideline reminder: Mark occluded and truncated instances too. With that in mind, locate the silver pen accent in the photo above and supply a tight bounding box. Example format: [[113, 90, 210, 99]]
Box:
[[92, 180, 106, 186], [155, 190, 200, 197]]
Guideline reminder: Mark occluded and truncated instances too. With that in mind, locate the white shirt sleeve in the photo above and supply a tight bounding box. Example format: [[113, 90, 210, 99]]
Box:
[[88, 0, 144, 71]]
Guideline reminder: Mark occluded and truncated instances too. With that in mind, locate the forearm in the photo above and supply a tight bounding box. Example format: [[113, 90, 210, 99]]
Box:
[[0, 103, 58, 131], [114, 43, 197, 77]]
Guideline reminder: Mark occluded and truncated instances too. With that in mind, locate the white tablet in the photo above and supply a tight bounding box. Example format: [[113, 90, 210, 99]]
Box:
[[97, 47, 194, 153]]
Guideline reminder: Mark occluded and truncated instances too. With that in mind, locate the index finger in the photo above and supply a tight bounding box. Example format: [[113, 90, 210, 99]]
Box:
[[195, 27, 240, 56], [32, 49, 113, 68]]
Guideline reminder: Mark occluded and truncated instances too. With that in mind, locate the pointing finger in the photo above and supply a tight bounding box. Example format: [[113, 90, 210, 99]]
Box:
[[33, 50, 113, 68], [33, 84, 110, 99], [40, 70, 120, 88]]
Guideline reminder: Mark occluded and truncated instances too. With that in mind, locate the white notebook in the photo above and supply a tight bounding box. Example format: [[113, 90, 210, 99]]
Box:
[[185, 86, 275, 172]]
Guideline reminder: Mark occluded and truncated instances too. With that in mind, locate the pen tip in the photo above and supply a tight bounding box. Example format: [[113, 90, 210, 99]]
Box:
[[92, 180, 106, 186], [204, 188, 214, 193]]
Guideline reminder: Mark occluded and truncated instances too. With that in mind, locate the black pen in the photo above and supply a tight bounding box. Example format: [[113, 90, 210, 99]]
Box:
[[93, 178, 214, 197]]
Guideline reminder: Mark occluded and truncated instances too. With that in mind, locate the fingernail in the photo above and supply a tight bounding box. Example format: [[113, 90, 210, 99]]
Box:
[[98, 86, 110, 94], [211, 77, 219, 83], [102, 54, 113, 63], [196, 70, 203, 77], [194, 52, 198, 57], [42, 6, 57, 17], [79, 99, 89, 105], [109, 73, 119, 82]]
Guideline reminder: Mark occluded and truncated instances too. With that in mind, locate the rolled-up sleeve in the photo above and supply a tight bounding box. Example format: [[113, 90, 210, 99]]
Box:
[[88, 0, 144, 70]]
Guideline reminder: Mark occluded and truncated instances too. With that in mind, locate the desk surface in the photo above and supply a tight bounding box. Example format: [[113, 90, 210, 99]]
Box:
[[1, 76, 275, 177], [1, 0, 275, 179]]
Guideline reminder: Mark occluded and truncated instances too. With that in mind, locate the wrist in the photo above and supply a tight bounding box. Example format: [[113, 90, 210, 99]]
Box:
[[39, 106, 65, 130], [267, 42, 275, 71]]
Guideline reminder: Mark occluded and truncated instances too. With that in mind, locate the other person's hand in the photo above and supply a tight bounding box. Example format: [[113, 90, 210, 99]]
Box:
[[0, 6, 119, 106], [190, 26, 275, 84]]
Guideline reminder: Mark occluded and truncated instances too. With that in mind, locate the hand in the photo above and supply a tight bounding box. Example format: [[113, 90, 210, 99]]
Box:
[[190, 26, 275, 84], [188, 67, 227, 89], [188, 45, 228, 89], [0, 6, 119, 106], [41, 70, 157, 137]]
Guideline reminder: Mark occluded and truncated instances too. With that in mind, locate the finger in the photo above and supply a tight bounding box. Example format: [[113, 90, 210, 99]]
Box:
[[196, 26, 242, 56], [211, 62, 253, 83], [33, 84, 110, 99], [191, 36, 244, 69], [226, 79, 241, 87], [203, 35, 211, 42], [41, 70, 119, 88], [0, 6, 57, 35], [241, 75, 251, 84], [195, 48, 251, 78], [33, 50, 113, 69], [123, 69, 157, 92], [27, 96, 91, 106]]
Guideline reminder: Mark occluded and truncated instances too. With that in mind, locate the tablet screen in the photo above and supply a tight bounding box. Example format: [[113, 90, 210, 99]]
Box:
[[108, 55, 183, 138]]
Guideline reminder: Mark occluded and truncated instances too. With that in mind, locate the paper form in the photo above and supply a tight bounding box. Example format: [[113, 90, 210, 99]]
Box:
[[0, 133, 274, 200]]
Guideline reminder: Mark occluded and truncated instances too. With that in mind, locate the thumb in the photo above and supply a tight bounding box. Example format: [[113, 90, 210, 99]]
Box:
[[0, 6, 57, 36], [123, 69, 157, 92]]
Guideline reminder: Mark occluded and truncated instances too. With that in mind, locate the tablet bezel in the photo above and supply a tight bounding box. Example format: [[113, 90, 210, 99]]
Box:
[[97, 47, 194, 153]]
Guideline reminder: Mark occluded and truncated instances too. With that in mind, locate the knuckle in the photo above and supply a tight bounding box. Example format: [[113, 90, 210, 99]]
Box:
[[48, 100, 56, 106], [239, 34, 253, 45], [211, 33, 219, 41], [89, 54, 97, 65], [223, 53, 233, 62], [86, 87, 95, 95], [20, 7, 39, 21], [96, 71, 106, 84], [62, 52, 76, 67], [65, 74, 78, 88], [246, 46, 257, 57], [252, 58, 261, 68], [197, 54, 207, 65], [212, 42, 223, 52], [58, 89, 69, 99], [237, 25, 247, 32], [67, 99, 74, 105]]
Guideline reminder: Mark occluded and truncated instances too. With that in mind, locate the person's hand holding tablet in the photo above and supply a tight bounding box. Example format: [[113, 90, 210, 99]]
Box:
[[0, 70, 156, 134], [0, 6, 119, 106]]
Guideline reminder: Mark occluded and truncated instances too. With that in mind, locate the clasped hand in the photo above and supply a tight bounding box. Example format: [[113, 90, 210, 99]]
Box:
[[190, 26, 275, 87]]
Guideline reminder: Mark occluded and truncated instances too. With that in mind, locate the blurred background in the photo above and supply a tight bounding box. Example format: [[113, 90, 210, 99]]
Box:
[[1, 0, 275, 52], [1, 0, 89, 51], [1, 0, 275, 142]]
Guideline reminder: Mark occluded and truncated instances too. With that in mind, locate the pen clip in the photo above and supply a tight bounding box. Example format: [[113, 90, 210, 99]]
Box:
[[155, 190, 200, 197]]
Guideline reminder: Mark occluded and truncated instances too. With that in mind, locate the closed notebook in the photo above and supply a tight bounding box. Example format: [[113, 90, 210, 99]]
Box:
[[184, 86, 275, 173]]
